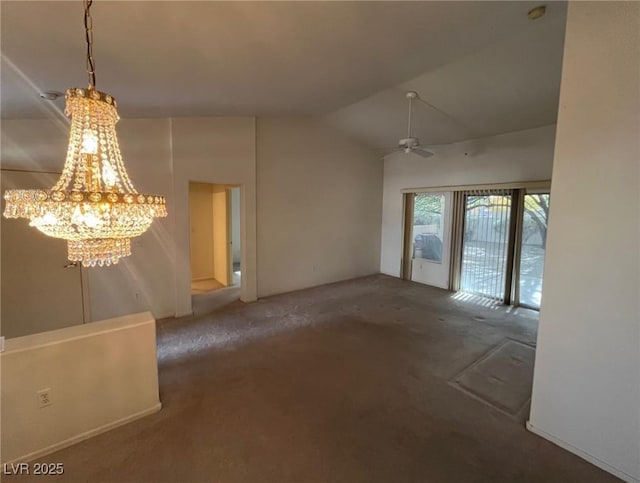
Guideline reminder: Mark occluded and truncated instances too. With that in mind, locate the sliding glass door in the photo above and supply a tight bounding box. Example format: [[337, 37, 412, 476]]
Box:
[[403, 185, 550, 309], [406, 192, 452, 289], [460, 192, 512, 301], [518, 193, 550, 309]]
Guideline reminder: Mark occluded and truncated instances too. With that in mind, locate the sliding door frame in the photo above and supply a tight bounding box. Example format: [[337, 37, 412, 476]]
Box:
[[401, 180, 551, 307], [515, 188, 552, 309], [401, 193, 415, 281], [448, 191, 465, 291], [402, 180, 550, 195], [504, 189, 523, 304]]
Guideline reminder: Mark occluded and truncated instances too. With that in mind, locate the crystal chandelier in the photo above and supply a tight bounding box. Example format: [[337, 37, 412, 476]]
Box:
[[3, 0, 167, 267]]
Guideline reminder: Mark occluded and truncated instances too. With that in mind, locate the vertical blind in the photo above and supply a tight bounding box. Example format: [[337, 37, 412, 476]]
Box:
[[448, 191, 465, 291], [459, 189, 513, 301]]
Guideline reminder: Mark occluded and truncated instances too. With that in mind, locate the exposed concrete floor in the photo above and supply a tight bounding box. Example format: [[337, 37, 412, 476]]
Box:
[[9, 275, 618, 482]]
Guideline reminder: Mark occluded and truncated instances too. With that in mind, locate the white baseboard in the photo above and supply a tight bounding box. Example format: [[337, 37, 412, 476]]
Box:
[[4, 403, 162, 465], [175, 310, 194, 318], [526, 421, 639, 483]]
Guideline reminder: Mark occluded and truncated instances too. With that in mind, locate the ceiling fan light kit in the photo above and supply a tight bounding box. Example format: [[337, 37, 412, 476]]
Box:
[[3, 0, 167, 267]]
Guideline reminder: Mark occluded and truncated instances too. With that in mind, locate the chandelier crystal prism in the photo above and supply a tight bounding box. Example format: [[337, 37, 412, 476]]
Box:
[[3, 0, 167, 267]]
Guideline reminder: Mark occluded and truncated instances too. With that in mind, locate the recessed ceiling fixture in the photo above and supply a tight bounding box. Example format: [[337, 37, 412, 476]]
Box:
[[39, 90, 64, 101], [3, 0, 167, 267], [528, 5, 547, 21]]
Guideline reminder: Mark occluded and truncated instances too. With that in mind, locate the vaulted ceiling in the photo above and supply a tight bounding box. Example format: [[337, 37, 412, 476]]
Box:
[[1, 1, 566, 146]]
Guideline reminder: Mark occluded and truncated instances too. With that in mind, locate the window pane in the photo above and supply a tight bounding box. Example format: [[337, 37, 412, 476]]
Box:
[[412, 194, 445, 263], [519, 194, 550, 309], [460, 194, 512, 301]]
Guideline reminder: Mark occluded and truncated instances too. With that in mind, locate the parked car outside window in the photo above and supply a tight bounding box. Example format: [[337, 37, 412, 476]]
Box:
[[414, 234, 442, 263]]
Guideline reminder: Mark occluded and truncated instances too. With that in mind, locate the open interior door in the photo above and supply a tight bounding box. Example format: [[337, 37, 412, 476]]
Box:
[[211, 185, 231, 286]]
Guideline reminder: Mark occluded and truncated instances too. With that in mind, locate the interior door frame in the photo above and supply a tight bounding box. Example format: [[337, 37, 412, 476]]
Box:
[[225, 186, 233, 285], [186, 181, 242, 291]]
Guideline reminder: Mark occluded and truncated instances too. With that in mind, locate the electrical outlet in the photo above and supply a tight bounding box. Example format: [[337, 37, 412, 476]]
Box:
[[37, 388, 52, 408]]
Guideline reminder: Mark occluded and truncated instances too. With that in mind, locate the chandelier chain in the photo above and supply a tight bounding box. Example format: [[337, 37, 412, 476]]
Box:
[[84, 0, 96, 88], [2, 0, 168, 267]]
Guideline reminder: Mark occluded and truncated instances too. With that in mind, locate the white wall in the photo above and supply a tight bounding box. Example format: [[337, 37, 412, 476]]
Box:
[[381, 124, 556, 278], [1, 170, 86, 338], [0, 118, 69, 172], [529, 3, 639, 482], [87, 119, 176, 321], [1, 118, 177, 321], [256, 118, 383, 297], [171, 117, 258, 316], [1, 115, 382, 319], [1, 312, 160, 463], [0, 117, 257, 319]]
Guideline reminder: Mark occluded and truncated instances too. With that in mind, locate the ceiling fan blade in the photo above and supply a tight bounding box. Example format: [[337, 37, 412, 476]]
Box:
[[412, 148, 434, 158], [380, 147, 404, 156]]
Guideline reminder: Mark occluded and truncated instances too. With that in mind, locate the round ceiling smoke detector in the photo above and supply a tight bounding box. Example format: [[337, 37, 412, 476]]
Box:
[[528, 5, 547, 20], [39, 90, 64, 101]]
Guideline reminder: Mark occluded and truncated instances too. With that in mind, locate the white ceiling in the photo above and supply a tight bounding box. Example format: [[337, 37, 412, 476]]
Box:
[[1, 1, 567, 146], [326, 4, 567, 147]]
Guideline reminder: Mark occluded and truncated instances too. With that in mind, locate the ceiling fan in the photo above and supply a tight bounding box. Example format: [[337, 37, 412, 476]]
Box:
[[390, 91, 434, 158]]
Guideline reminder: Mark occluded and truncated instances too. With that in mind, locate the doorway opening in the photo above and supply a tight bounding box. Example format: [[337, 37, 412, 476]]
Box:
[[188, 183, 241, 298]]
